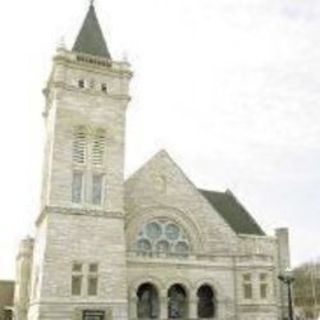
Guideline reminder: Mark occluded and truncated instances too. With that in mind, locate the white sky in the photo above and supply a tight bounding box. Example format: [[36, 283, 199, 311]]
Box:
[[0, 0, 319, 279]]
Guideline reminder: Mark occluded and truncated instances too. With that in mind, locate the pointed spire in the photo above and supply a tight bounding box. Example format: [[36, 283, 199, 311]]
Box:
[[72, 3, 111, 59]]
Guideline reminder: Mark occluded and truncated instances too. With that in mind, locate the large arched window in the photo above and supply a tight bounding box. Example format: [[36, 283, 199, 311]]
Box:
[[168, 284, 188, 319], [136, 220, 190, 258], [197, 285, 215, 318], [137, 283, 159, 319]]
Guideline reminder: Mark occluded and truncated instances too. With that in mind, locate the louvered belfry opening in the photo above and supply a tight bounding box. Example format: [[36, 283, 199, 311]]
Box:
[[92, 128, 106, 166], [73, 127, 106, 166], [73, 126, 87, 164]]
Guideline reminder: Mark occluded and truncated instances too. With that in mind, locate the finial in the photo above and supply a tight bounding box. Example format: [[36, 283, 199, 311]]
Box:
[[57, 36, 66, 50], [122, 51, 129, 62], [90, 0, 95, 6]]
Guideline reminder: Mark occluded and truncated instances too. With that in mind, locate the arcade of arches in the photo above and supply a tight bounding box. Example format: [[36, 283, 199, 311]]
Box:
[[133, 282, 216, 319]]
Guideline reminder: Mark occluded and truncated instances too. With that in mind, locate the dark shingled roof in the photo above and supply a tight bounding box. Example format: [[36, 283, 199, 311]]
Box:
[[199, 189, 265, 236], [72, 4, 111, 59]]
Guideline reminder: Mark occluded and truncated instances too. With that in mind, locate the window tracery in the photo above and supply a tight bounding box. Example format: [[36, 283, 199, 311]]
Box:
[[136, 220, 190, 258]]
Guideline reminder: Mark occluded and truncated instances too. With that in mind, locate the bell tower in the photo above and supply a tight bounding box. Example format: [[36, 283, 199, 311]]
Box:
[[28, 3, 132, 320], [40, 3, 132, 212]]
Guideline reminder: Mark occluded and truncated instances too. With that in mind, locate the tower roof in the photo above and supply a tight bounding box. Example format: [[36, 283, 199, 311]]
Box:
[[72, 3, 111, 59]]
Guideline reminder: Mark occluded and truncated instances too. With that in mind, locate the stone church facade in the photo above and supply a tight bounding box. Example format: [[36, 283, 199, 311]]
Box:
[[13, 4, 291, 320]]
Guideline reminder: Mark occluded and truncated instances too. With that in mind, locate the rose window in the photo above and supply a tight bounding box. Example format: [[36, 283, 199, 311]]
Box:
[[136, 220, 190, 258]]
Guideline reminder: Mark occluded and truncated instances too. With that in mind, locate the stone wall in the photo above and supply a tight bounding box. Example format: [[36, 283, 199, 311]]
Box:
[[124, 150, 280, 320], [41, 49, 132, 213], [125, 150, 238, 255], [14, 237, 34, 320], [29, 210, 128, 320], [28, 49, 132, 320]]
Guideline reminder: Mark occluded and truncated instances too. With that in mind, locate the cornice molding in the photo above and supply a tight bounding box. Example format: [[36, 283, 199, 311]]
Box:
[[36, 206, 124, 226], [54, 54, 133, 79], [50, 81, 131, 102]]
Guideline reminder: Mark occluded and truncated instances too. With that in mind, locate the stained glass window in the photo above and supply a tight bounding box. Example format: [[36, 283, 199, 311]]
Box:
[[165, 224, 180, 240], [146, 222, 162, 240], [175, 242, 189, 257], [156, 240, 169, 254], [136, 220, 190, 258], [137, 239, 152, 256]]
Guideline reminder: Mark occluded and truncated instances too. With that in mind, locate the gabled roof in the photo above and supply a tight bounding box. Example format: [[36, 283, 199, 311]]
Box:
[[72, 4, 111, 59], [125, 150, 266, 237], [199, 189, 265, 236]]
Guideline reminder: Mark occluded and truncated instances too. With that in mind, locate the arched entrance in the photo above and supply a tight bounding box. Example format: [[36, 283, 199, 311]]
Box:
[[197, 285, 215, 318], [137, 283, 159, 319], [168, 284, 188, 319]]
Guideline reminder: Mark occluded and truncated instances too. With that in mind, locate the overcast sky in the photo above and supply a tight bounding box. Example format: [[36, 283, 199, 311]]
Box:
[[0, 0, 319, 279]]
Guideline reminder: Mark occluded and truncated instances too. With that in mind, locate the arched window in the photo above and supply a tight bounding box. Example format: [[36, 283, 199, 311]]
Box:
[[175, 242, 189, 258], [137, 283, 159, 319], [168, 284, 188, 319], [155, 240, 169, 256], [136, 220, 190, 258], [146, 222, 162, 240], [137, 239, 152, 256], [197, 285, 215, 318]]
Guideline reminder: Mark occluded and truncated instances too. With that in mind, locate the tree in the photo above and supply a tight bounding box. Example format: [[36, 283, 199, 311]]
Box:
[[293, 260, 320, 319]]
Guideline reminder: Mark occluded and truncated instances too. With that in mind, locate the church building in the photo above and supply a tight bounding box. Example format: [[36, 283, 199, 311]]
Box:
[[13, 3, 291, 320]]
